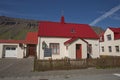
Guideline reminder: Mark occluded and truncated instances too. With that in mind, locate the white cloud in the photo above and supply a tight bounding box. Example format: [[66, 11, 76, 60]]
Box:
[[109, 12, 120, 20], [90, 4, 120, 26]]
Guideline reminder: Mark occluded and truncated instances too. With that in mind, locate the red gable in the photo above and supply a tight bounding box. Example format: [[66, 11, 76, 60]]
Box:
[[64, 37, 78, 45], [109, 27, 120, 40], [64, 37, 88, 45], [38, 16, 98, 39], [25, 32, 38, 44]]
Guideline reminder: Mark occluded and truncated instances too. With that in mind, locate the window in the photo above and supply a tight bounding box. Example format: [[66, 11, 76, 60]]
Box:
[[115, 46, 119, 52], [11, 47, 16, 50], [108, 46, 112, 52], [88, 44, 92, 54], [101, 46, 104, 52], [6, 47, 10, 50], [50, 43, 60, 54], [6, 47, 16, 50], [107, 34, 111, 41]]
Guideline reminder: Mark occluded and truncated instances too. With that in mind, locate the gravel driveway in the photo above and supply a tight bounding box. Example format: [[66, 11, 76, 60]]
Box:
[[0, 57, 34, 77]]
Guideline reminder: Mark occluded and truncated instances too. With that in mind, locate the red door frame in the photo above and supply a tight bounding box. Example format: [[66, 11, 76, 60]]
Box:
[[76, 44, 82, 59]]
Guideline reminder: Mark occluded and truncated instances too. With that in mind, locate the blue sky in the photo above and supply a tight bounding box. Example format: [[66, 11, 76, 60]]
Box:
[[0, 0, 120, 29]]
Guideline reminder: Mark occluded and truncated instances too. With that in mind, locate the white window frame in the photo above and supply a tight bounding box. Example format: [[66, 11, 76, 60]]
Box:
[[107, 34, 112, 41], [108, 46, 112, 52], [50, 43, 60, 54], [101, 46, 104, 52], [115, 46, 119, 52]]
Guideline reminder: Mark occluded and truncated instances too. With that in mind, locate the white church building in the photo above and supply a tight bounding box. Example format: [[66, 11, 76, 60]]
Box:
[[37, 16, 100, 59]]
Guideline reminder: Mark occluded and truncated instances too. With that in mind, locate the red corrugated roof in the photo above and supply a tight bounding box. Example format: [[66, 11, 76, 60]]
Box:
[[114, 34, 120, 39], [109, 27, 120, 40], [64, 37, 78, 45], [38, 17, 99, 39], [109, 27, 120, 33], [25, 32, 38, 44], [64, 37, 88, 45]]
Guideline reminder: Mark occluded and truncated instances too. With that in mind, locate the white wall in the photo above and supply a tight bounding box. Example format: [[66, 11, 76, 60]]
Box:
[[37, 37, 69, 59], [0, 43, 25, 58], [37, 37, 100, 59], [100, 28, 120, 56], [0, 44, 3, 58], [85, 39, 100, 58], [100, 40, 120, 56], [104, 28, 114, 42], [68, 39, 87, 59]]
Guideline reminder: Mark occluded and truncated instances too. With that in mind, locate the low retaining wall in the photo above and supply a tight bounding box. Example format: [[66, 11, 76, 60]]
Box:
[[34, 56, 120, 71]]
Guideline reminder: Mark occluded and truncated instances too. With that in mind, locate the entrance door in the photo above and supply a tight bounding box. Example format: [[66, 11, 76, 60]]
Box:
[[76, 44, 82, 59], [27, 44, 36, 57]]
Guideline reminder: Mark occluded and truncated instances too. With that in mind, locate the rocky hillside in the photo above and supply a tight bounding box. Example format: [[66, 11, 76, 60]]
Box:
[[0, 16, 104, 40], [0, 16, 38, 40], [91, 26, 104, 35]]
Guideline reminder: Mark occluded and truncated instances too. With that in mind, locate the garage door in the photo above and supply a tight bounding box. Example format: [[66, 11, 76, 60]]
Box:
[[5, 46, 17, 58]]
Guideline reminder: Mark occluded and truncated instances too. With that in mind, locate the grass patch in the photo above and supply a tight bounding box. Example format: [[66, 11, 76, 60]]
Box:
[[14, 29, 28, 40]]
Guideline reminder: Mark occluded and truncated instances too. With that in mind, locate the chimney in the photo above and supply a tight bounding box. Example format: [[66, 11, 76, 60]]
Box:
[[61, 16, 65, 24]]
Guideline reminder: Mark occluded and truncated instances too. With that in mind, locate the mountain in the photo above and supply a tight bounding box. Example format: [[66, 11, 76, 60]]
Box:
[[91, 26, 104, 35], [0, 16, 38, 40], [0, 16, 104, 40]]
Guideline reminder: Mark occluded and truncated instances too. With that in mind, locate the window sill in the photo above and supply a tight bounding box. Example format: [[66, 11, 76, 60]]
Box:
[[52, 54, 60, 55]]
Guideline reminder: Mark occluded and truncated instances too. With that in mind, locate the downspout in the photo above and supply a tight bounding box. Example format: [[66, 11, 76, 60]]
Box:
[[38, 37, 41, 59], [98, 39, 100, 58]]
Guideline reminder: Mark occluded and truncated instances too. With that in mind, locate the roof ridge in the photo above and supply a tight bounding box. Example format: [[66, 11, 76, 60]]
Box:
[[40, 20, 90, 25]]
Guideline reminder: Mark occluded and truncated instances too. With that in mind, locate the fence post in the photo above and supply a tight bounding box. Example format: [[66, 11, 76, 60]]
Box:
[[33, 57, 36, 71], [86, 59, 88, 67], [49, 58, 53, 70]]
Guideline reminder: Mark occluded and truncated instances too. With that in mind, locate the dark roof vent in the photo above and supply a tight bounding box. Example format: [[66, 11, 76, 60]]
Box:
[[71, 28, 76, 33]]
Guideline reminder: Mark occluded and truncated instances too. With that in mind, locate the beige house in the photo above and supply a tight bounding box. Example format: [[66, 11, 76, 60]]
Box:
[[100, 27, 120, 56], [37, 16, 100, 59], [0, 40, 26, 58], [0, 32, 38, 58]]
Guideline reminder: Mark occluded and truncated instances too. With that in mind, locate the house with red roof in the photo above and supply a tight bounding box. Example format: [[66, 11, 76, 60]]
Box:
[[0, 32, 38, 58], [37, 16, 100, 59], [100, 27, 120, 56]]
